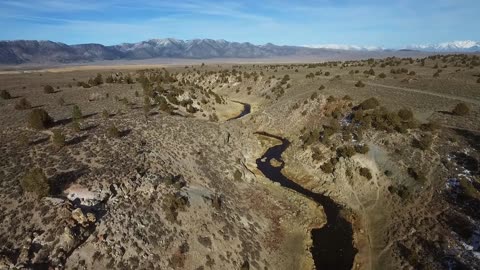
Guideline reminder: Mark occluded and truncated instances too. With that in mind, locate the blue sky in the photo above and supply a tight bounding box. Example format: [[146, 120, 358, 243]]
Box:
[[0, 0, 478, 47]]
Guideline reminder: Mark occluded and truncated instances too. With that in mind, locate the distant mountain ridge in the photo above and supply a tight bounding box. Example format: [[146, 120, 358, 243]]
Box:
[[405, 40, 480, 52], [0, 38, 478, 65], [0, 38, 321, 65]]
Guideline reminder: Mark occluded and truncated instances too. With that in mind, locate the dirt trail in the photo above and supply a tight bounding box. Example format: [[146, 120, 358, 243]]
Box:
[[354, 81, 480, 106]]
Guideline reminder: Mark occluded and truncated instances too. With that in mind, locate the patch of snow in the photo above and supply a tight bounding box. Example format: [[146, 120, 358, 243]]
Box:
[[445, 178, 460, 190], [65, 184, 107, 206]]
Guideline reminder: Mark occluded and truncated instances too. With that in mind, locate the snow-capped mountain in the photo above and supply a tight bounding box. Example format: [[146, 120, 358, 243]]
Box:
[[0, 38, 324, 64], [302, 44, 384, 51], [0, 38, 476, 65], [405, 41, 480, 52]]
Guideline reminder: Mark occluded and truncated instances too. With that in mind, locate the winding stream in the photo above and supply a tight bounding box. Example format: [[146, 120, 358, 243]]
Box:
[[255, 132, 357, 270], [227, 101, 251, 121]]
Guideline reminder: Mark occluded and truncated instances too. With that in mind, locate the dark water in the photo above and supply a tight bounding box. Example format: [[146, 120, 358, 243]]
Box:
[[228, 101, 251, 121], [255, 132, 357, 270]]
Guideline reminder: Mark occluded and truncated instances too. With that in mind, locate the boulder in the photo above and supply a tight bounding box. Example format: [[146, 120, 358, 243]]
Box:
[[86, 212, 96, 223], [71, 208, 87, 225]]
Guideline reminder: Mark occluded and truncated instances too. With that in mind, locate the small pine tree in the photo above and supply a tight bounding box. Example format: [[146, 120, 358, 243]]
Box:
[[20, 168, 50, 198], [51, 129, 66, 147], [72, 105, 83, 121]]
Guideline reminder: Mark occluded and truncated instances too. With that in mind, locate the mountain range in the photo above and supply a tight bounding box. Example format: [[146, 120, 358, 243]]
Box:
[[0, 38, 478, 65], [405, 40, 480, 52]]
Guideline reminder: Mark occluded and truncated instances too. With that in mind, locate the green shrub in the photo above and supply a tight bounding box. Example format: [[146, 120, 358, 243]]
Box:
[[452, 102, 470, 116], [320, 161, 335, 173], [102, 109, 110, 119], [322, 120, 340, 139], [77, 81, 91, 88], [233, 170, 242, 181], [378, 73, 386, 79], [336, 145, 356, 158], [388, 184, 409, 199], [186, 104, 198, 114], [459, 178, 480, 199], [20, 168, 50, 198], [359, 167, 372, 179], [125, 74, 134, 84], [93, 73, 103, 86], [301, 129, 320, 146], [407, 167, 427, 183], [51, 129, 66, 147], [0, 90, 12, 99], [413, 134, 433, 150], [398, 108, 414, 121], [331, 107, 343, 119], [311, 147, 322, 161], [359, 97, 379, 110], [106, 124, 120, 138], [162, 193, 189, 223], [355, 144, 369, 154], [28, 109, 54, 129], [355, 80, 365, 87], [43, 85, 55, 94], [15, 98, 32, 110], [420, 121, 440, 131], [106, 75, 114, 83], [72, 105, 83, 121]]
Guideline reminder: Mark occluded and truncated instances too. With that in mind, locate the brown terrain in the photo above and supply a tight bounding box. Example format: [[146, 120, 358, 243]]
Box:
[[0, 54, 479, 270]]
